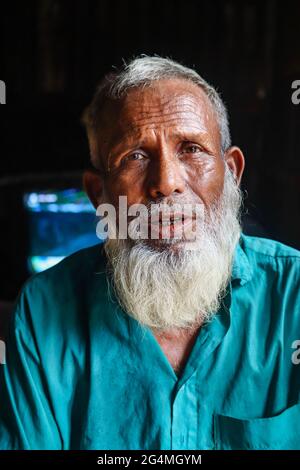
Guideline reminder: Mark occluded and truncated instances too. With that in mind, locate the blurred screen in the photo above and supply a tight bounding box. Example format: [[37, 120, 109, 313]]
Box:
[[23, 188, 101, 273]]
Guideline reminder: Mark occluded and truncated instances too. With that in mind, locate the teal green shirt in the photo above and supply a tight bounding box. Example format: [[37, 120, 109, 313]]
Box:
[[1, 234, 300, 450]]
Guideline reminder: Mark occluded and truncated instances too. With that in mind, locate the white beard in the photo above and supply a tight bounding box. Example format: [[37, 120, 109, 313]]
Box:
[[104, 164, 243, 331]]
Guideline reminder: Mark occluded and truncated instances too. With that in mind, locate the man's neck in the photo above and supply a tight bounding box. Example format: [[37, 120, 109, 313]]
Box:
[[151, 324, 202, 376]]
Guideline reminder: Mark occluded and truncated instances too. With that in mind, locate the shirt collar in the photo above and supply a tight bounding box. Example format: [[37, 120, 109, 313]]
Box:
[[231, 233, 253, 286]]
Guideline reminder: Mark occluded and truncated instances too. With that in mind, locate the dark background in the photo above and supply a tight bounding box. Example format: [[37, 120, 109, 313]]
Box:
[[0, 0, 300, 301]]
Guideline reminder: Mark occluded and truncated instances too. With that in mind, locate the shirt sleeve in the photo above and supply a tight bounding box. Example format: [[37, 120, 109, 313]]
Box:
[[0, 286, 63, 449]]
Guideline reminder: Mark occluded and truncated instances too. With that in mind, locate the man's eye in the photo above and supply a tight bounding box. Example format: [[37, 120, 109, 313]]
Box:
[[182, 144, 202, 154], [124, 152, 145, 162]]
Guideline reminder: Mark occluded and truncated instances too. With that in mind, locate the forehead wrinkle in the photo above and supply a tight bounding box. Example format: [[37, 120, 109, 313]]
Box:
[[104, 86, 220, 170], [111, 122, 208, 149], [124, 97, 207, 121], [126, 87, 209, 108], [106, 123, 210, 169], [119, 94, 213, 139], [129, 115, 205, 130], [119, 105, 208, 136], [127, 98, 204, 115]]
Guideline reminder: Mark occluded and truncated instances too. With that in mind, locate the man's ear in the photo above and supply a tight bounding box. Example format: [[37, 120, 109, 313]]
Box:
[[224, 146, 245, 185], [83, 169, 104, 209]]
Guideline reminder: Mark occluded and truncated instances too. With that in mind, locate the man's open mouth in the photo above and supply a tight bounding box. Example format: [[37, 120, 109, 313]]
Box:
[[149, 213, 188, 226], [146, 213, 196, 240]]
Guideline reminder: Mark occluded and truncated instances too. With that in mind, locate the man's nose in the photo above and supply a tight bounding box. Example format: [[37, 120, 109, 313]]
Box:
[[147, 156, 186, 199]]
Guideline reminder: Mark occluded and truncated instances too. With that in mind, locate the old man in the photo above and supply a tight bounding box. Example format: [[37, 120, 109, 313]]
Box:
[[1, 56, 300, 450]]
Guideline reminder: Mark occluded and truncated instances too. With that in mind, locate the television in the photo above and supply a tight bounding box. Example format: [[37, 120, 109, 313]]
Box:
[[23, 188, 102, 273]]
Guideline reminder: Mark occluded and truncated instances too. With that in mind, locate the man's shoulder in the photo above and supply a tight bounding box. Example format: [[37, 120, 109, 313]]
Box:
[[240, 234, 300, 281], [239, 235, 300, 337], [235, 234, 300, 302], [241, 233, 300, 261], [23, 243, 106, 292], [14, 243, 108, 328], [240, 233, 300, 313]]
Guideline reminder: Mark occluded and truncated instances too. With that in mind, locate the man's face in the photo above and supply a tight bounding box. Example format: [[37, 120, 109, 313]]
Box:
[[98, 78, 225, 214], [84, 78, 245, 328]]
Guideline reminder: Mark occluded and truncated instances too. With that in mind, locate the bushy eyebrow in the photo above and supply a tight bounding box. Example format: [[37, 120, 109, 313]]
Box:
[[110, 127, 208, 151], [168, 129, 209, 142], [107, 127, 211, 169]]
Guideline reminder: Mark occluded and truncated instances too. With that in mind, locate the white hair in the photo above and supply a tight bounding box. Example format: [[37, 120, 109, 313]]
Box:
[[104, 163, 242, 331], [84, 55, 231, 165]]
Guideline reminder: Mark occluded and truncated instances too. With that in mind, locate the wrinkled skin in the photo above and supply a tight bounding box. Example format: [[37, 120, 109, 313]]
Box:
[[84, 78, 245, 375]]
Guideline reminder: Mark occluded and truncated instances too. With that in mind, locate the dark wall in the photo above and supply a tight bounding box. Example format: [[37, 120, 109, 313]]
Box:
[[1, 0, 300, 299]]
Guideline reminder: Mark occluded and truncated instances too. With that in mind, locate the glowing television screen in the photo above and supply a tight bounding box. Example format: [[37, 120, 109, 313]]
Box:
[[23, 188, 102, 273]]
